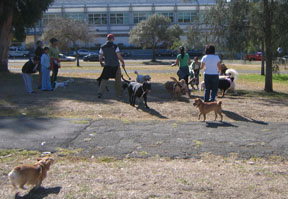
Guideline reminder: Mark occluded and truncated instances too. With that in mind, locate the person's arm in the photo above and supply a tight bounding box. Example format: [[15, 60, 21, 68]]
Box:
[[117, 52, 125, 68], [217, 61, 221, 73], [99, 48, 104, 67], [171, 58, 179, 67], [200, 62, 205, 70]]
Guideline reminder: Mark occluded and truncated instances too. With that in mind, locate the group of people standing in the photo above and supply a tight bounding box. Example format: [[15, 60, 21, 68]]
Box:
[[172, 45, 221, 102], [22, 38, 60, 94]]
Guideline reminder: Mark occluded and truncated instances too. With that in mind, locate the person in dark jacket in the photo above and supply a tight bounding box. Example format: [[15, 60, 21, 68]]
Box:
[[22, 56, 40, 94], [35, 40, 44, 89], [98, 34, 125, 98]]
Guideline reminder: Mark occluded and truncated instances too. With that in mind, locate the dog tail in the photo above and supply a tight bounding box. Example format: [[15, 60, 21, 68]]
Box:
[[170, 77, 178, 83]]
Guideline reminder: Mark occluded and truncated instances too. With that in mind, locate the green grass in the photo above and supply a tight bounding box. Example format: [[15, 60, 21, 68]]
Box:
[[239, 74, 288, 83]]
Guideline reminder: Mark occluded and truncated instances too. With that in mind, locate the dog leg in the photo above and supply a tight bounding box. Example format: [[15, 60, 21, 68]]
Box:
[[214, 111, 217, 121], [198, 113, 202, 120], [219, 112, 223, 121], [143, 94, 149, 109], [203, 114, 206, 122]]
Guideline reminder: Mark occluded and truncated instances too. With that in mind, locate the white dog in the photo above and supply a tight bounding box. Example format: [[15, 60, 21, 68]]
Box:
[[135, 70, 151, 83], [54, 78, 74, 89]]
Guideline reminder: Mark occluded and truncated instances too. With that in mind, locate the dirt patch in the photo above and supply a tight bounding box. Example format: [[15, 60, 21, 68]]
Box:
[[1, 154, 288, 199]]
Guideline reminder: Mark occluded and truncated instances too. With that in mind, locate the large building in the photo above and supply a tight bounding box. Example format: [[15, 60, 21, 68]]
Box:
[[27, 0, 216, 47]]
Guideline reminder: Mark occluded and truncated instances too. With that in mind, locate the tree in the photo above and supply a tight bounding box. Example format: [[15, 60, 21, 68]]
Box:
[[0, 0, 54, 72], [129, 14, 180, 62], [42, 18, 90, 66]]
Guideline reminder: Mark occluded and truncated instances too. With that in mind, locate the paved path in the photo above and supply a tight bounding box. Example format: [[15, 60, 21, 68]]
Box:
[[0, 117, 287, 159]]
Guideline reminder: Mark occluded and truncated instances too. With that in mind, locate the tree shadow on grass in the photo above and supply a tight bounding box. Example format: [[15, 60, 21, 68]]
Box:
[[15, 186, 61, 199], [142, 60, 173, 65], [222, 110, 268, 125]]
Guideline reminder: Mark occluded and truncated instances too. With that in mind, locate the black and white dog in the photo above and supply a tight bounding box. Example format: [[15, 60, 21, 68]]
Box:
[[122, 76, 151, 108], [200, 69, 239, 97]]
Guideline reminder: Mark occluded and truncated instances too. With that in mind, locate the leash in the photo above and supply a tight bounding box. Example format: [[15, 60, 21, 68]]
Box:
[[122, 66, 131, 80]]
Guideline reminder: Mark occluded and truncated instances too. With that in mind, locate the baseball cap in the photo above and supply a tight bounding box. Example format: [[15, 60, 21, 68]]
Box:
[[107, 34, 114, 39]]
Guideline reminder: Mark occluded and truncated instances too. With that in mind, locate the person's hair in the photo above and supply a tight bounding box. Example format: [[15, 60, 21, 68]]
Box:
[[44, 47, 49, 51], [36, 40, 42, 45], [33, 56, 40, 61], [179, 46, 185, 59], [50, 38, 58, 43], [204, 45, 216, 55]]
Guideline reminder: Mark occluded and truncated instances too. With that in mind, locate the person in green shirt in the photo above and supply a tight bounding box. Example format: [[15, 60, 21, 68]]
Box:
[[49, 38, 60, 88], [171, 46, 191, 86]]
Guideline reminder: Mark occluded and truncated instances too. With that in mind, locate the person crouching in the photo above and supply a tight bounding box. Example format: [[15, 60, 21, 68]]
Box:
[[22, 56, 40, 94]]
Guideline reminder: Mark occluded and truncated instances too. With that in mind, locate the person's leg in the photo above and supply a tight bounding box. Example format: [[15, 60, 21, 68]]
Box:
[[98, 79, 108, 98], [114, 67, 122, 97], [210, 75, 219, 102], [41, 67, 47, 90], [184, 75, 189, 86], [204, 74, 211, 102], [51, 67, 58, 88], [22, 73, 33, 93]]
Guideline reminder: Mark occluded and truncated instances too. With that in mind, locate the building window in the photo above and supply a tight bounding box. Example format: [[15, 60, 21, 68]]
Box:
[[133, 12, 151, 24], [178, 11, 197, 23], [42, 14, 62, 26], [64, 13, 85, 22], [88, 13, 107, 25], [157, 12, 174, 23], [110, 13, 129, 24]]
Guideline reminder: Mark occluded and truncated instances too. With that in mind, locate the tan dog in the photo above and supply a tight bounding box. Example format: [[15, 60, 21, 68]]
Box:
[[8, 156, 54, 190], [193, 98, 223, 121], [165, 77, 190, 100]]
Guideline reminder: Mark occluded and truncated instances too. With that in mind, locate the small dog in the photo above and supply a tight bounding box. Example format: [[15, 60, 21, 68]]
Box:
[[218, 68, 238, 97], [193, 98, 223, 121], [135, 70, 151, 83], [165, 77, 190, 100], [8, 156, 54, 190], [54, 78, 73, 89], [122, 76, 151, 108]]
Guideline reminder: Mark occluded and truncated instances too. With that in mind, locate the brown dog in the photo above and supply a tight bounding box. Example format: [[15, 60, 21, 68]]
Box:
[[165, 77, 190, 100], [8, 156, 54, 190], [193, 98, 223, 121]]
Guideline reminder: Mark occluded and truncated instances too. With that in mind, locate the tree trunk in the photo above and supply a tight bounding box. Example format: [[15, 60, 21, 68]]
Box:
[[264, 0, 273, 92], [261, 40, 265, 76], [0, 7, 13, 72]]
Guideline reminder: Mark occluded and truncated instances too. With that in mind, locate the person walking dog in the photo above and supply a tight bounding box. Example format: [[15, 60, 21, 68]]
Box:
[[172, 46, 191, 86], [200, 45, 221, 102], [98, 34, 126, 98]]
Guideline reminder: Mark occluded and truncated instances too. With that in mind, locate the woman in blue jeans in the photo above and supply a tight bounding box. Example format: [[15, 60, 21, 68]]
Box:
[[200, 45, 221, 102]]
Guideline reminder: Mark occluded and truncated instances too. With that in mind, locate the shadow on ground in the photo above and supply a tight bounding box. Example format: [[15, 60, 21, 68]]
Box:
[[15, 186, 61, 199], [223, 110, 268, 125]]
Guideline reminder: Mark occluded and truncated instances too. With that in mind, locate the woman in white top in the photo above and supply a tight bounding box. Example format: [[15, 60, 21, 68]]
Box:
[[200, 45, 221, 102]]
